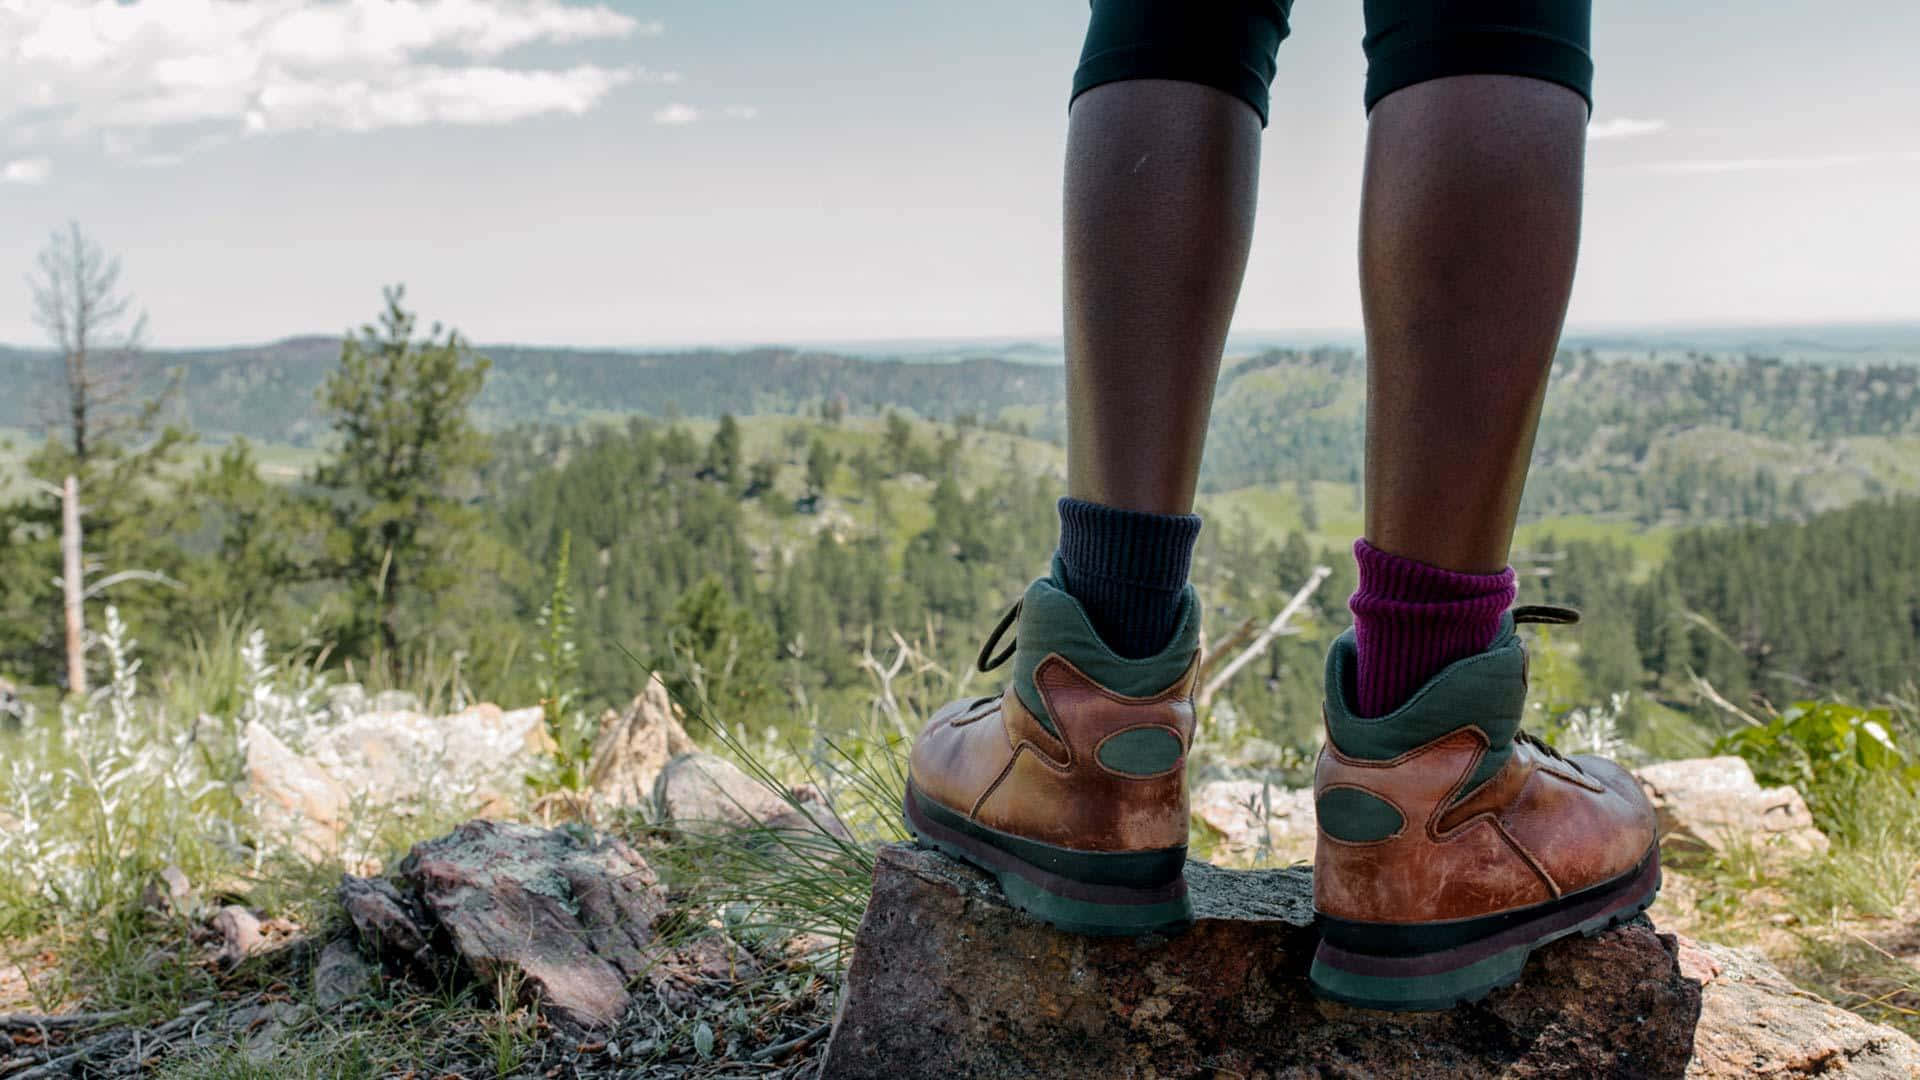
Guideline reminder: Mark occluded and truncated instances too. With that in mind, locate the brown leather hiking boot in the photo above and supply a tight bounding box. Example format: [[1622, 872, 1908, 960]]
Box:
[[904, 572, 1201, 936], [1309, 606, 1661, 1010]]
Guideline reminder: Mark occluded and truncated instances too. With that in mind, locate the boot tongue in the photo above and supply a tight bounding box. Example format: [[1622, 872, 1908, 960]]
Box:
[[1007, 563, 1200, 737], [1323, 611, 1528, 762]]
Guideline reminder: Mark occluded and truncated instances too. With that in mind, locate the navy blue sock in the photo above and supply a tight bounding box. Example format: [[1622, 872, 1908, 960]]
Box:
[[1054, 497, 1202, 660]]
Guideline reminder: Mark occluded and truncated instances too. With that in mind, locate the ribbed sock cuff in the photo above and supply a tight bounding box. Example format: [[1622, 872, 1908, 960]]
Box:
[[1054, 497, 1202, 660], [1348, 538, 1516, 717]]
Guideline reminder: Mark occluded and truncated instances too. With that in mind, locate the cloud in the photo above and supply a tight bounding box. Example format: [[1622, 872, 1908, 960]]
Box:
[[652, 103, 698, 126], [723, 105, 758, 120], [1588, 117, 1665, 140], [2, 157, 52, 184], [1634, 150, 1920, 174], [1, 0, 657, 156]]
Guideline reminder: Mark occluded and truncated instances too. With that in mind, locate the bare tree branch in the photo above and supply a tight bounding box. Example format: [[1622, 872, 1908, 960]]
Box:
[[1197, 565, 1332, 712], [1194, 615, 1257, 686], [82, 570, 184, 600], [27, 221, 151, 464]]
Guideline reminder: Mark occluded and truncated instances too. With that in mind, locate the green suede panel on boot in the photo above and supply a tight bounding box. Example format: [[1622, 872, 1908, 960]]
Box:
[[1316, 786, 1407, 842], [1096, 726, 1186, 777], [1322, 613, 1526, 798], [1009, 569, 1200, 737]]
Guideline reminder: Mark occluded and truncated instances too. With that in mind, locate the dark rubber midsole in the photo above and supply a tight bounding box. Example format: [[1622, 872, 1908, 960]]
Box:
[[904, 780, 1187, 905], [1316, 849, 1661, 976]]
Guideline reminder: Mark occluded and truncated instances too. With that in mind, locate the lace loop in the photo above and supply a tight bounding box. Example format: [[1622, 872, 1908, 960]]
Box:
[[977, 599, 1022, 673], [1513, 604, 1581, 626]]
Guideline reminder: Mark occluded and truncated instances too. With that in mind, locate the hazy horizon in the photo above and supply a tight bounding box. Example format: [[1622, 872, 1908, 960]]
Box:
[[8, 318, 1920, 359]]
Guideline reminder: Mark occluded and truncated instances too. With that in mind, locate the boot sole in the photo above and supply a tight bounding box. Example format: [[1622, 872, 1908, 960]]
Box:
[[903, 779, 1193, 938], [1309, 846, 1662, 1011]]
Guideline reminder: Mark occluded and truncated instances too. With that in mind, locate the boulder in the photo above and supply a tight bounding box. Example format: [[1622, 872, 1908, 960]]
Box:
[[1679, 937, 1920, 1078], [308, 703, 553, 813], [587, 675, 696, 808], [243, 704, 554, 863], [1190, 779, 1316, 865], [1634, 757, 1829, 860], [821, 843, 1920, 1079], [341, 820, 669, 1031], [653, 752, 850, 840], [243, 721, 350, 861]]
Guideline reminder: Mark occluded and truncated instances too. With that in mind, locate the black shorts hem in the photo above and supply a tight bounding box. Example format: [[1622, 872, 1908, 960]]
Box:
[[1364, 25, 1594, 113], [1072, 46, 1277, 126]]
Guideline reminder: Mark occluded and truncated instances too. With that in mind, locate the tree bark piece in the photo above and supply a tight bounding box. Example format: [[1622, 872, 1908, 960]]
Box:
[[823, 843, 1919, 1079], [342, 820, 670, 1032]]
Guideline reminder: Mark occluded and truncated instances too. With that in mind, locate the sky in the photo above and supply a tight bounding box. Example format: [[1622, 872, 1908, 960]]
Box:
[[1, 0, 1916, 349]]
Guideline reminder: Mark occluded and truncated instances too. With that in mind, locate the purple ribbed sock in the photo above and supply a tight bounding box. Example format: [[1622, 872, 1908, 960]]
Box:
[[1348, 539, 1517, 718]]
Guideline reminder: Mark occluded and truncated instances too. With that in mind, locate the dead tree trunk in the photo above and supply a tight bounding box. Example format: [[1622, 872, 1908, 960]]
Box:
[[61, 473, 86, 697]]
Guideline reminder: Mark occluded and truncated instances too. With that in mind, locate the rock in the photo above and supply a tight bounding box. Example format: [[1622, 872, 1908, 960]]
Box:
[[309, 703, 553, 814], [313, 938, 377, 1008], [141, 865, 194, 918], [1685, 939, 1920, 1078], [653, 752, 849, 840], [587, 674, 696, 808], [371, 689, 422, 714], [1190, 779, 1316, 865], [1647, 868, 1706, 937], [0, 677, 21, 730], [342, 820, 670, 1031], [210, 905, 264, 969], [822, 843, 1920, 1079], [243, 704, 554, 863], [1635, 756, 1829, 860], [243, 722, 349, 861]]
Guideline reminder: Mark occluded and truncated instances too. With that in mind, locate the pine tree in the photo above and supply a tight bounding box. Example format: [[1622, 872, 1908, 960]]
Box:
[[312, 285, 490, 668], [708, 414, 743, 487]]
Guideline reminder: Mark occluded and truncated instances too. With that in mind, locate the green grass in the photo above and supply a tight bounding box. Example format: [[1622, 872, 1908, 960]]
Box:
[[1199, 482, 1676, 580], [1676, 742, 1920, 1037], [0, 428, 324, 494], [718, 414, 1063, 573], [1512, 515, 1674, 580], [1198, 480, 1365, 552]]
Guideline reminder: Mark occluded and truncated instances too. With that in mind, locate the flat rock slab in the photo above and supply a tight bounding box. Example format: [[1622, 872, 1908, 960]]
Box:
[[1635, 756, 1829, 860], [823, 844, 1920, 1079]]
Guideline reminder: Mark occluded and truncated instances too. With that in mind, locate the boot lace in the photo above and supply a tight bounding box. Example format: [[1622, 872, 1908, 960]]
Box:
[[976, 599, 1022, 673], [1511, 603, 1586, 772]]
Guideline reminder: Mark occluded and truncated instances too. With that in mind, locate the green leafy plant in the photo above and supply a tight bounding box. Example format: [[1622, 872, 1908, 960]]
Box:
[[531, 530, 591, 791], [1715, 701, 1919, 821]]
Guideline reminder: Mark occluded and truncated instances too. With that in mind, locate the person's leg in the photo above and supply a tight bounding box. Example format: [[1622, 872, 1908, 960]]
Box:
[[1056, 2, 1288, 660], [1359, 75, 1586, 576], [905, 1, 1289, 937], [1346, 74, 1585, 716], [1063, 79, 1259, 517], [1052, 80, 1257, 660], [1311, 1, 1661, 1010]]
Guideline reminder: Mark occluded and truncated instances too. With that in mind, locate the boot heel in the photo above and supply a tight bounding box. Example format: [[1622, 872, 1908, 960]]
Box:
[[904, 780, 1193, 938], [1308, 853, 1662, 1011]]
